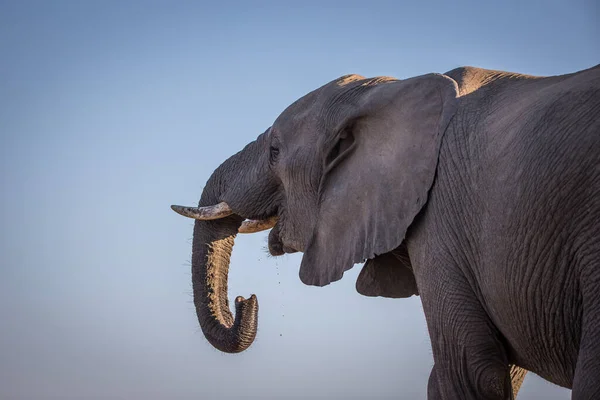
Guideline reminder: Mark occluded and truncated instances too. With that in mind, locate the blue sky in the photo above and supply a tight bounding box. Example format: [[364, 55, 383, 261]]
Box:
[[0, 1, 597, 399]]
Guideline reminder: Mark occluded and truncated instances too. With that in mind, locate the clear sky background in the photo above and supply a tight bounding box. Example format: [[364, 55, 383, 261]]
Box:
[[1, 1, 598, 399]]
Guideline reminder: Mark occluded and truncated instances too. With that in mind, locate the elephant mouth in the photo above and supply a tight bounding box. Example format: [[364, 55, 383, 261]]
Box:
[[268, 222, 299, 256], [171, 202, 297, 255]]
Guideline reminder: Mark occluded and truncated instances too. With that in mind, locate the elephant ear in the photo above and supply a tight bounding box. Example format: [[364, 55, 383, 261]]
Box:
[[299, 73, 458, 287], [357, 242, 419, 298]]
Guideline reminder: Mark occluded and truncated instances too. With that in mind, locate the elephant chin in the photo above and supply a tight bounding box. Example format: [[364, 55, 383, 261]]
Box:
[[267, 224, 285, 256], [268, 223, 299, 256], [191, 217, 259, 353]]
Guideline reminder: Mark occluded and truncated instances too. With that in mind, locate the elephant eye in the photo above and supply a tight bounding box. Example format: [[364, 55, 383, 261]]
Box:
[[269, 145, 280, 164]]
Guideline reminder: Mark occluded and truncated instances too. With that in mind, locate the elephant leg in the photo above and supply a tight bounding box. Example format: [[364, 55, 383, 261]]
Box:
[[428, 363, 523, 400], [572, 267, 600, 399], [421, 269, 514, 399], [428, 332, 513, 399], [509, 365, 527, 398], [428, 365, 441, 399]]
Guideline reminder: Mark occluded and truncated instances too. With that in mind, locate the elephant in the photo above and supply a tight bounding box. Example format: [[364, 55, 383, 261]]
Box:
[[171, 65, 600, 399]]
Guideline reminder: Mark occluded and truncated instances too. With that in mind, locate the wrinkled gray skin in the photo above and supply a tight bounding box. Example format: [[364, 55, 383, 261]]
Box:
[[184, 65, 600, 399]]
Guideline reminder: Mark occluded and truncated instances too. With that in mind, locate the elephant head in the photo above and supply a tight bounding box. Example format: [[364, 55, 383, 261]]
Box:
[[172, 73, 459, 353]]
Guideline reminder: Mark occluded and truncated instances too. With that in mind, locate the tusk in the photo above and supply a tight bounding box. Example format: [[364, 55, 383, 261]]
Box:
[[238, 216, 278, 233], [171, 202, 233, 220]]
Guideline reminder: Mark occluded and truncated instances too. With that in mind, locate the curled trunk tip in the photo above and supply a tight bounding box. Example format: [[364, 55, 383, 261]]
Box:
[[203, 294, 259, 353]]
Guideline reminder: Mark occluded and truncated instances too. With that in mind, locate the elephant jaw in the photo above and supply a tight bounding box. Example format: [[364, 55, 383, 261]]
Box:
[[268, 222, 300, 256]]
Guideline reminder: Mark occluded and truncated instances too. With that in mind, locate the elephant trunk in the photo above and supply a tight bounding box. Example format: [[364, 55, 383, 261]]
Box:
[[186, 134, 276, 353], [191, 216, 258, 353]]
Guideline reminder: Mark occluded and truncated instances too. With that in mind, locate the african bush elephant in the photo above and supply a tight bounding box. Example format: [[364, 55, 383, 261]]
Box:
[[172, 65, 600, 399]]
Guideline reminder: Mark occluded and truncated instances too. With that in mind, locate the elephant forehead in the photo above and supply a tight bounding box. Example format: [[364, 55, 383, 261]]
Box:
[[273, 74, 368, 128], [273, 105, 328, 145], [275, 95, 320, 128]]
